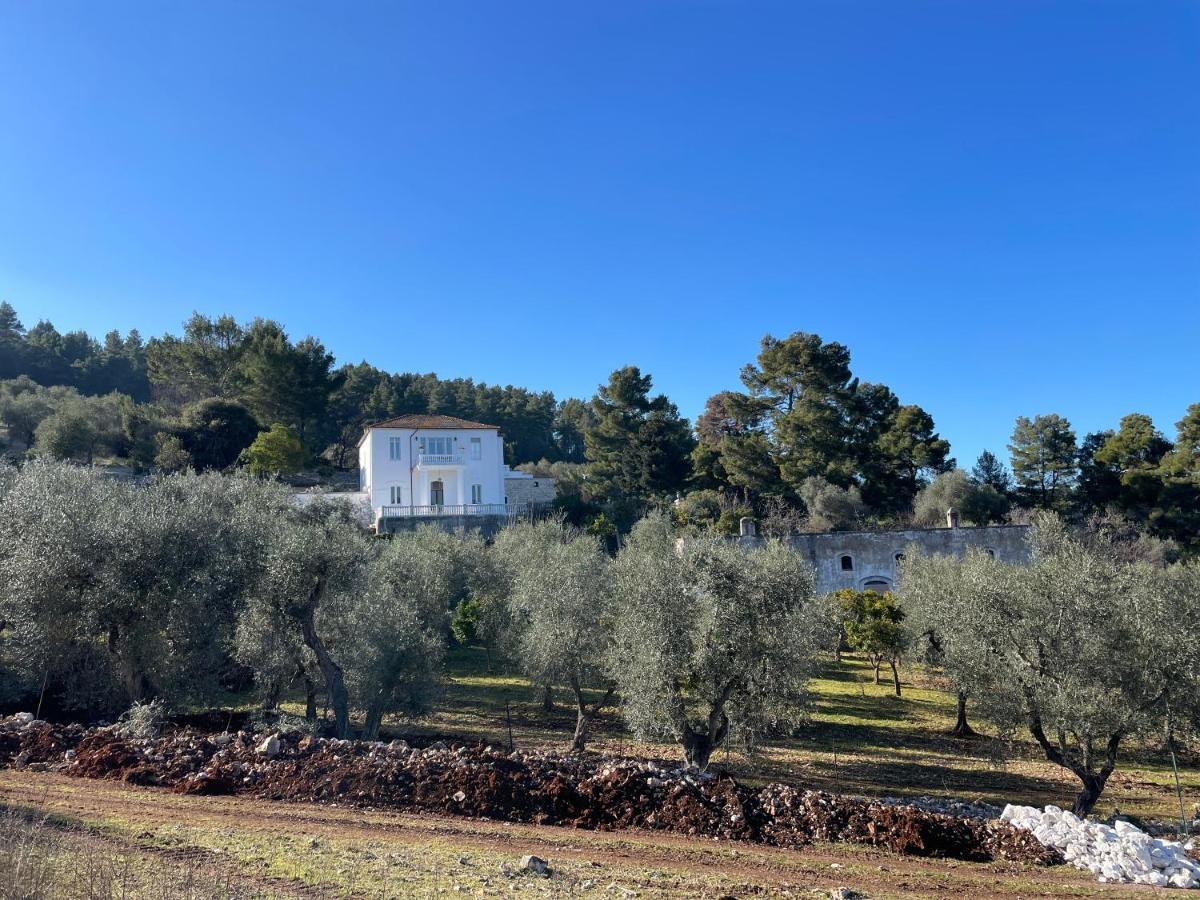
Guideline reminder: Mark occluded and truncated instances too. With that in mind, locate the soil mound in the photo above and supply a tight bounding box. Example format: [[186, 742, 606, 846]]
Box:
[[0, 716, 1059, 866]]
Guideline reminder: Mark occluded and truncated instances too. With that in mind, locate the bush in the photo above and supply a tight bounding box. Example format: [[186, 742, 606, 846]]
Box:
[[113, 698, 168, 740], [242, 424, 306, 476]]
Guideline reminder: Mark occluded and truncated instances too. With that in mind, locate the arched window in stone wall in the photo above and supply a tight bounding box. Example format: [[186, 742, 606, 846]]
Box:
[[986, 548, 996, 559], [840, 554, 854, 571], [862, 578, 891, 594], [894, 552, 905, 562]]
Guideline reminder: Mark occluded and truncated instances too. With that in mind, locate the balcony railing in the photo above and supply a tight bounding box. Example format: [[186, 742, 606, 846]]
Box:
[[415, 453, 465, 467], [378, 503, 530, 519]]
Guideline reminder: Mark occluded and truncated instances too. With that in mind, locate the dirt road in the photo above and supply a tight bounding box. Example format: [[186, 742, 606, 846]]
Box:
[[0, 771, 1156, 898]]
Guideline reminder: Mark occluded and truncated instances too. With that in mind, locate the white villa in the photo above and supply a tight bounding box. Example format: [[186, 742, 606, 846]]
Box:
[[357, 414, 554, 532]]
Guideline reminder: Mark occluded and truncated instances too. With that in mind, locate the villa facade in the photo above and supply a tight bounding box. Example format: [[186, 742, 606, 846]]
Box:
[[357, 414, 553, 534]]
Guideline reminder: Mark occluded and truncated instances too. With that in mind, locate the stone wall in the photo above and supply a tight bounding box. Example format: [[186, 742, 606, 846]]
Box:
[[504, 475, 556, 506], [377, 511, 529, 539], [742, 524, 1030, 595]]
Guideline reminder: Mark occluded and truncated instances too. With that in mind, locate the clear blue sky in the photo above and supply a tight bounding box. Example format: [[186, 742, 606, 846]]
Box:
[[2, 1, 1197, 467]]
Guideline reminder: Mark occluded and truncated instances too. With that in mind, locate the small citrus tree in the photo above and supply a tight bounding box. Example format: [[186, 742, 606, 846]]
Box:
[[243, 424, 306, 476], [835, 589, 907, 695]]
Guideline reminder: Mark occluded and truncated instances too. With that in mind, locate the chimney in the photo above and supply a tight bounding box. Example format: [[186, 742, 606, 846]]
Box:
[[946, 507, 960, 529], [739, 517, 757, 538]]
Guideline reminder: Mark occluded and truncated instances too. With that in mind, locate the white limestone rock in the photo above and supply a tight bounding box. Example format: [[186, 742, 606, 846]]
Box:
[[1001, 804, 1198, 889]]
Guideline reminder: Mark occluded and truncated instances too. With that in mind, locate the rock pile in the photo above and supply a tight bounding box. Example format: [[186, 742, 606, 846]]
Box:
[[0, 715, 1056, 865], [1002, 804, 1200, 888]]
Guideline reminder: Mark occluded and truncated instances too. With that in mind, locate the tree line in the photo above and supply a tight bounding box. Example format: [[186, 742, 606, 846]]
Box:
[[3, 302, 1198, 548], [0, 304, 583, 472]]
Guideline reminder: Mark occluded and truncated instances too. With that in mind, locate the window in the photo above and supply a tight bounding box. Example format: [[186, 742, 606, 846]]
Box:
[[895, 552, 905, 562], [471, 484, 482, 504], [389, 485, 403, 505], [425, 437, 453, 455], [840, 555, 854, 572], [430, 480, 444, 505], [863, 578, 891, 594], [388, 437, 403, 460], [986, 548, 996, 559], [470, 437, 482, 460]]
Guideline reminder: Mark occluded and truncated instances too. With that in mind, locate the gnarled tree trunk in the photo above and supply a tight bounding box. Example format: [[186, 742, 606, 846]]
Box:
[[1029, 714, 1123, 816], [889, 658, 902, 697], [296, 580, 350, 739], [569, 676, 614, 754]]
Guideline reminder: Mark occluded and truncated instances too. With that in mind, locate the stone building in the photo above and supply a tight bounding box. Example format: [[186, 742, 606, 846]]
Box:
[[740, 509, 1030, 595]]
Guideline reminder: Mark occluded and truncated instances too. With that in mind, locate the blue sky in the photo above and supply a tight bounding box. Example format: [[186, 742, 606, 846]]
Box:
[[1, 1, 1197, 467]]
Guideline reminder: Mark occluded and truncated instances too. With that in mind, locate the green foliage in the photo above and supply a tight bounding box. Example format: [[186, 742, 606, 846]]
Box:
[[238, 321, 340, 448], [1008, 414, 1077, 510], [913, 469, 1008, 527], [450, 596, 483, 646], [584, 366, 694, 513], [798, 476, 863, 531], [154, 433, 193, 473], [0, 462, 287, 714], [243, 424, 307, 477], [176, 398, 261, 470], [970, 449, 1012, 495], [701, 333, 949, 514], [608, 514, 833, 768], [898, 513, 1200, 814], [33, 393, 126, 463], [490, 520, 615, 749], [835, 589, 906, 688], [714, 508, 753, 535]]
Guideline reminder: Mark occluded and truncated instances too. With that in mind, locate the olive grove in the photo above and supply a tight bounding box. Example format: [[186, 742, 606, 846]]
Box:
[[898, 514, 1200, 815], [0, 462, 463, 739]]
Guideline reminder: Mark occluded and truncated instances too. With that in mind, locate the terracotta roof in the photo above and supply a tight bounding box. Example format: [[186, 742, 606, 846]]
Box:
[[364, 414, 499, 431]]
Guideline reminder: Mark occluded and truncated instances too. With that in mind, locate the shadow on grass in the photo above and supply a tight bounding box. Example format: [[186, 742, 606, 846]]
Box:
[[785, 755, 1073, 806]]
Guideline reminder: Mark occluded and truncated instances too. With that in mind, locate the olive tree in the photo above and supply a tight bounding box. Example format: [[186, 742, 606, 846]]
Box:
[[608, 514, 833, 769], [898, 514, 1200, 815], [351, 526, 481, 740], [491, 520, 614, 752], [0, 461, 279, 714], [238, 503, 372, 738]]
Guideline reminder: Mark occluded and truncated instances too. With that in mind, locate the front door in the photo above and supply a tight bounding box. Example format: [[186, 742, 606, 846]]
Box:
[[430, 480, 444, 506]]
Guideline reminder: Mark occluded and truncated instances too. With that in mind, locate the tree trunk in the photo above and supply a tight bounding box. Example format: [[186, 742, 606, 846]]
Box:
[[681, 713, 729, 771], [107, 624, 146, 702], [541, 682, 554, 713], [362, 701, 384, 742], [298, 594, 350, 739], [890, 658, 901, 697], [304, 674, 318, 723], [262, 678, 282, 712], [872, 658, 881, 684], [1027, 714, 1123, 817], [569, 677, 615, 754], [950, 690, 976, 738], [1072, 773, 1109, 817]]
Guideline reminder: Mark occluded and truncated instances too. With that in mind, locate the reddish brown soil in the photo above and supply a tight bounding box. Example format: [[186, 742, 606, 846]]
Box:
[[1, 719, 1059, 866]]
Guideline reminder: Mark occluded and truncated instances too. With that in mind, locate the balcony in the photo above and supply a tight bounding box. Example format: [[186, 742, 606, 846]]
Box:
[[415, 453, 465, 468], [378, 503, 529, 519]]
